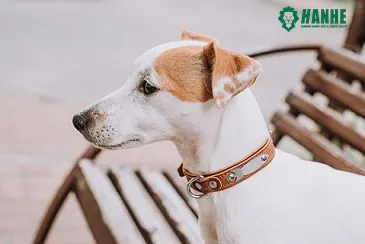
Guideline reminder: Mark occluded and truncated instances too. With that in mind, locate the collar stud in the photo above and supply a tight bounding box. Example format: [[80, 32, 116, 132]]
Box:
[[195, 182, 202, 190], [261, 154, 268, 161], [209, 180, 218, 189], [226, 172, 236, 182]]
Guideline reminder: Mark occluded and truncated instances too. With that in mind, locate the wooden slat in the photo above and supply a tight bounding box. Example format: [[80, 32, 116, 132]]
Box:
[[108, 166, 181, 244], [303, 69, 365, 117], [162, 171, 199, 217], [271, 112, 365, 175], [344, 0, 365, 53], [74, 160, 145, 244], [318, 47, 365, 85], [137, 168, 203, 244], [286, 91, 365, 153]]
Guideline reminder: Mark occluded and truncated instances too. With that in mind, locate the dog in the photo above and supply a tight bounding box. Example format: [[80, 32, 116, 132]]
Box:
[[72, 31, 365, 244]]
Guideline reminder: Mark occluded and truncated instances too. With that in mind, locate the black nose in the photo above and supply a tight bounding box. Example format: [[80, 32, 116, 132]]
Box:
[[72, 114, 86, 131]]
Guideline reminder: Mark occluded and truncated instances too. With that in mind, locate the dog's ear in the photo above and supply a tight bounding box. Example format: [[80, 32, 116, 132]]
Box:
[[181, 30, 219, 43], [202, 42, 262, 108]]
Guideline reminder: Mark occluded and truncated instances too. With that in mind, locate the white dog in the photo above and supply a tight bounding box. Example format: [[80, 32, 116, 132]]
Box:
[[73, 31, 365, 244]]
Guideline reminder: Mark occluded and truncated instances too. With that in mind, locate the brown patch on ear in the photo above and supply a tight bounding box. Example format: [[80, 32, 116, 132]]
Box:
[[154, 42, 261, 107], [224, 83, 235, 93], [181, 30, 217, 43], [202, 42, 262, 108], [154, 46, 213, 102]]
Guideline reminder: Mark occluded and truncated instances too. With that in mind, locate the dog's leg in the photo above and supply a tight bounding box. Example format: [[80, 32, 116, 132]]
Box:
[[199, 215, 219, 244]]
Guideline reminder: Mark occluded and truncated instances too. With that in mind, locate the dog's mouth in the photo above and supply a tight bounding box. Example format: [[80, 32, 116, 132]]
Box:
[[94, 138, 142, 150]]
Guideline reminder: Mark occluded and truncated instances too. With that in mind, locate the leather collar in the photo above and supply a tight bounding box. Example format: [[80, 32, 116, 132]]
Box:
[[177, 138, 275, 198]]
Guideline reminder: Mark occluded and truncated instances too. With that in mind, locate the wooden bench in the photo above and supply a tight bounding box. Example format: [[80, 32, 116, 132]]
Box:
[[270, 47, 365, 175], [32, 1, 365, 243], [34, 148, 204, 244], [75, 160, 203, 244]]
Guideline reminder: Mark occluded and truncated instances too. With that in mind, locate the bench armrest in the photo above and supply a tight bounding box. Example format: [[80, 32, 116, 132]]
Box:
[[247, 43, 322, 58]]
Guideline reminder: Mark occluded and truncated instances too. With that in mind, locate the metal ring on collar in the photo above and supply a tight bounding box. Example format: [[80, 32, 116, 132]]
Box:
[[186, 175, 205, 199]]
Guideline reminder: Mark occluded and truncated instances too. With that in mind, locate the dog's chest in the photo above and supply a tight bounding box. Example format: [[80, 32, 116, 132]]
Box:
[[196, 151, 365, 243]]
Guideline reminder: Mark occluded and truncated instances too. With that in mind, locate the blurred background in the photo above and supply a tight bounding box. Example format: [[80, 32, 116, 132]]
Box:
[[0, 0, 357, 243]]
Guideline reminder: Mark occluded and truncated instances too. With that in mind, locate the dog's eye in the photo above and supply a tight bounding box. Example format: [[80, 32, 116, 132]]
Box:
[[140, 79, 158, 95]]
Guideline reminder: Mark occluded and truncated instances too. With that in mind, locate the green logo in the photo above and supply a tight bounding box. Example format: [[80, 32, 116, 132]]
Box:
[[278, 6, 348, 32], [278, 6, 300, 32]]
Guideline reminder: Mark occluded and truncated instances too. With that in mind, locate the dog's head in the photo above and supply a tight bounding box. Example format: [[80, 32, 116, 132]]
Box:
[[73, 31, 262, 149]]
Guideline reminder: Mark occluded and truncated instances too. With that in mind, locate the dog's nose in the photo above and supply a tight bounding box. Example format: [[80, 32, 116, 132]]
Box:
[[72, 114, 86, 131]]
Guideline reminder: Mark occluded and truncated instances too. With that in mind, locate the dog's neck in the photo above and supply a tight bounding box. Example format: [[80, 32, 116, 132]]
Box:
[[173, 89, 269, 175]]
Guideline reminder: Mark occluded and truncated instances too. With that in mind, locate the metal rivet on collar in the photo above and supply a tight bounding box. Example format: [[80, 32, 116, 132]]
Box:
[[195, 182, 202, 190], [209, 180, 218, 189], [261, 154, 268, 161], [226, 172, 236, 182]]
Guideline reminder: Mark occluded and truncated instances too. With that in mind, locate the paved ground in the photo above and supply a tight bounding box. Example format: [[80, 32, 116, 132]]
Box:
[[0, 0, 351, 243]]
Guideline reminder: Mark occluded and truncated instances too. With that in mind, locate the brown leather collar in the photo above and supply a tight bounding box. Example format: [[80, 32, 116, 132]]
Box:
[[177, 138, 275, 198]]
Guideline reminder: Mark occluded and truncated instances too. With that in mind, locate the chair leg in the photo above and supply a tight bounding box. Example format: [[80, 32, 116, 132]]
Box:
[[32, 168, 76, 244], [32, 146, 101, 244]]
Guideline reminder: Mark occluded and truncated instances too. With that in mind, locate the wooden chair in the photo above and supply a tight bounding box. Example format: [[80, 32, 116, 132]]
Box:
[[32, 1, 365, 243]]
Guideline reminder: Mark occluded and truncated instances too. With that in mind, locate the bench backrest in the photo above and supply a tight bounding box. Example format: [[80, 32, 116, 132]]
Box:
[[271, 46, 365, 175], [271, 1, 365, 175]]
